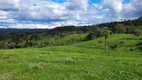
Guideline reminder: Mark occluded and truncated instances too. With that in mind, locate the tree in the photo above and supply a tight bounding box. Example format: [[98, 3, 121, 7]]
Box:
[[126, 26, 135, 34], [137, 42, 142, 50], [11, 33, 27, 44], [29, 34, 41, 46], [102, 29, 111, 52], [29, 34, 41, 41], [0, 41, 8, 49], [133, 29, 142, 38], [114, 24, 126, 34], [85, 30, 102, 40], [8, 42, 16, 49]]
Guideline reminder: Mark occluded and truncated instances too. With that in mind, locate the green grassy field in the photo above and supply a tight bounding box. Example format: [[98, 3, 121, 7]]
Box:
[[41, 33, 87, 45], [0, 34, 142, 80]]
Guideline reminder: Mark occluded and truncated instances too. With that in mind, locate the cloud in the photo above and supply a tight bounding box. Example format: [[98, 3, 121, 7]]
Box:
[[103, 0, 124, 14], [129, 0, 142, 17], [0, 10, 8, 19], [93, 4, 103, 10], [0, 0, 142, 29], [102, 0, 142, 19], [67, 0, 89, 11], [9, 0, 94, 27], [0, 0, 19, 11]]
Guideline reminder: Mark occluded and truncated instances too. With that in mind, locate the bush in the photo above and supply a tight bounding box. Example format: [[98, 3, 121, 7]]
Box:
[[35, 42, 47, 48], [136, 42, 142, 50], [17, 42, 26, 48], [85, 30, 102, 40], [8, 42, 16, 49], [114, 24, 126, 34], [25, 41, 34, 47], [0, 41, 9, 49], [119, 40, 126, 44], [98, 40, 103, 43], [133, 29, 142, 37], [110, 45, 118, 50]]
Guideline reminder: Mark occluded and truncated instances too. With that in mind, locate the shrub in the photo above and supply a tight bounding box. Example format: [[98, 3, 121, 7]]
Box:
[[8, 42, 16, 49], [17, 42, 26, 48], [114, 24, 126, 34], [133, 29, 142, 37], [35, 42, 47, 48], [130, 47, 136, 51], [25, 41, 34, 47], [110, 45, 118, 50], [136, 42, 142, 50], [119, 40, 126, 44], [65, 58, 74, 64], [85, 30, 102, 40], [0, 41, 9, 49], [98, 40, 103, 43]]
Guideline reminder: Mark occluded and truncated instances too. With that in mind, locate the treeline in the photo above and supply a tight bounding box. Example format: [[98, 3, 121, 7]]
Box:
[[0, 17, 142, 49], [46, 17, 142, 37], [0, 33, 46, 49], [0, 29, 49, 37]]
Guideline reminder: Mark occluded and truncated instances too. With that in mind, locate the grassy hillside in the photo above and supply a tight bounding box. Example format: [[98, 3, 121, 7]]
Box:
[[41, 33, 87, 46], [74, 34, 142, 49], [0, 34, 142, 80]]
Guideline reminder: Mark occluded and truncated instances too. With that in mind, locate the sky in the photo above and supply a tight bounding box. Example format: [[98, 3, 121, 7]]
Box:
[[0, 0, 142, 29]]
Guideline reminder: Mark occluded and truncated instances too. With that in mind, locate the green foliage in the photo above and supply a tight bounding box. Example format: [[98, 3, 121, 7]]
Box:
[[114, 24, 126, 33], [137, 42, 142, 50], [29, 34, 41, 41], [11, 33, 27, 44], [8, 42, 16, 49], [126, 26, 135, 34], [85, 30, 102, 40], [102, 29, 111, 38], [25, 34, 42, 47], [110, 45, 118, 50], [0, 41, 8, 49], [119, 40, 126, 44], [133, 29, 142, 37], [42, 34, 87, 46], [35, 42, 47, 48], [102, 29, 111, 52]]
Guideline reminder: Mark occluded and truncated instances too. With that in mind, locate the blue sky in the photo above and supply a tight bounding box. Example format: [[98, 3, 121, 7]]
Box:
[[0, 0, 141, 29]]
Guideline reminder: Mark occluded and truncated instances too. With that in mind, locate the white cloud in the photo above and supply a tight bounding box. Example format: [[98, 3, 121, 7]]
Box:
[[102, 0, 142, 19], [93, 4, 103, 10], [0, 0, 19, 11], [0, 10, 8, 19], [67, 0, 89, 11], [103, 0, 124, 14], [122, 0, 142, 18], [0, 0, 142, 29]]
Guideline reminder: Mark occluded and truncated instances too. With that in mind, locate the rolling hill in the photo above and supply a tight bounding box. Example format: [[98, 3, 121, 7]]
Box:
[[0, 34, 142, 80]]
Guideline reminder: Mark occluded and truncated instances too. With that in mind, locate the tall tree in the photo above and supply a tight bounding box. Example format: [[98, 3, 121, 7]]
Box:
[[102, 29, 111, 52], [114, 24, 126, 34], [0, 41, 8, 49], [134, 29, 142, 38], [29, 34, 41, 46], [11, 33, 27, 44]]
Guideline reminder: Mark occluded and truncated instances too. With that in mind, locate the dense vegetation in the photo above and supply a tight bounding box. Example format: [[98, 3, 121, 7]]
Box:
[[0, 29, 49, 37]]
